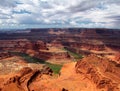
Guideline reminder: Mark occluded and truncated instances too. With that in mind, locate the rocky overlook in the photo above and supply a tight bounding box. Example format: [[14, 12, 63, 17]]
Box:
[[0, 55, 120, 91], [75, 54, 120, 91]]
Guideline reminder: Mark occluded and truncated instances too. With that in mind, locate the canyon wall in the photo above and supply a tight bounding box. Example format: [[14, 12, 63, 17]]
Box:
[[0, 52, 11, 60], [0, 28, 120, 61], [1, 28, 120, 54]]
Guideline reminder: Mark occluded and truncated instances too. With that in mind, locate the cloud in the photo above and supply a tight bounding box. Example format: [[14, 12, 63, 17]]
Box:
[[0, 0, 17, 8], [0, 0, 120, 29], [69, 0, 100, 12]]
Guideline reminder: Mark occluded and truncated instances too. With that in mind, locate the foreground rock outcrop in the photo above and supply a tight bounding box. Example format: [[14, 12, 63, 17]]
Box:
[[75, 55, 120, 91], [0, 66, 53, 91], [1, 55, 120, 91], [0, 55, 120, 91], [115, 53, 120, 63]]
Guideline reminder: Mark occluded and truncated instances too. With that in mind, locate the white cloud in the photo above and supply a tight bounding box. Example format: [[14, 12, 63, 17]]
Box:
[[0, 0, 120, 29]]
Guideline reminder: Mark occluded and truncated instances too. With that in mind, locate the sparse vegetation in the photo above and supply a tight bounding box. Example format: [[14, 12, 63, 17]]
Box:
[[10, 52, 62, 74], [46, 63, 62, 74], [63, 48, 83, 61], [11, 52, 45, 63]]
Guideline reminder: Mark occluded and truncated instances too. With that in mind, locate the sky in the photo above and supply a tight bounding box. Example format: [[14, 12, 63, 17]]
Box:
[[0, 0, 120, 29]]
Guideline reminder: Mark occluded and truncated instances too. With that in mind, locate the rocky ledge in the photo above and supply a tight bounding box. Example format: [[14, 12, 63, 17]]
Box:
[[0, 66, 53, 91], [75, 54, 120, 91]]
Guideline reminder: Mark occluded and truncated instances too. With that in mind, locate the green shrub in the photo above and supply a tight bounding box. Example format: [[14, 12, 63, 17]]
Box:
[[46, 63, 62, 74]]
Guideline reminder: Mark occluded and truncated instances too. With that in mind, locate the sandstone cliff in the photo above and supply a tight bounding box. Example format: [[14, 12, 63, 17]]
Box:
[[75, 55, 120, 91], [0, 66, 53, 91]]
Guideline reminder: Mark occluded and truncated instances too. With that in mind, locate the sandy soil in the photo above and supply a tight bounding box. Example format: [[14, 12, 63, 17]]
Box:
[[29, 62, 98, 91]]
